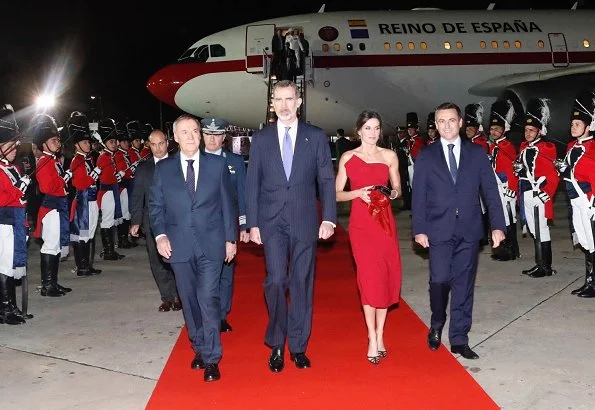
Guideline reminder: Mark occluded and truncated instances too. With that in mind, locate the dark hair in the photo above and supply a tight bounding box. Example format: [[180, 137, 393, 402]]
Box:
[[272, 80, 300, 98], [355, 110, 383, 136], [435, 102, 462, 119], [337, 128, 345, 136]]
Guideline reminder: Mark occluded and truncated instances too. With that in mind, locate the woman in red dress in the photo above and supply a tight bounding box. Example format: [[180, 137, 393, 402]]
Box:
[[336, 110, 403, 364]]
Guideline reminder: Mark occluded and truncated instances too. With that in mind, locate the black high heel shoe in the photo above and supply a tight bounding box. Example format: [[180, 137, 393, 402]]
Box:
[[367, 355, 380, 365], [377, 350, 387, 358]]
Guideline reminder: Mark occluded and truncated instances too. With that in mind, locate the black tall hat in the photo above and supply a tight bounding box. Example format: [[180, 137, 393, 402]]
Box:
[[426, 112, 436, 130], [464, 103, 484, 129], [524, 98, 551, 135], [67, 111, 92, 144], [115, 121, 129, 142], [97, 118, 117, 143], [489, 99, 515, 132], [571, 89, 595, 131], [28, 113, 59, 146], [0, 104, 19, 144], [141, 123, 153, 140], [406, 112, 418, 129], [126, 120, 142, 140]]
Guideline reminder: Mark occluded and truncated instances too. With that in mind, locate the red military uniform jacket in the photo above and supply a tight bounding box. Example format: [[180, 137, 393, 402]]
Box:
[[97, 150, 119, 186], [140, 146, 151, 159], [0, 159, 26, 208], [115, 148, 133, 180], [564, 136, 595, 201], [471, 134, 489, 153], [489, 137, 518, 193], [37, 152, 67, 197], [519, 138, 559, 219], [69, 152, 96, 191], [128, 147, 141, 165], [408, 134, 426, 160]]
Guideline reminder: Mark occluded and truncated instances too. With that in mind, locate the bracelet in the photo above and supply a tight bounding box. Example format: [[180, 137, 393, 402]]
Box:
[[389, 189, 398, 200]]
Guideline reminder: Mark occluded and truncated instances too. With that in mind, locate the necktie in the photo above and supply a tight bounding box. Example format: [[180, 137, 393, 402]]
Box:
[[282, 126, 293, 180], [186, 159, 195, 196], [448, 144, 458, 183]]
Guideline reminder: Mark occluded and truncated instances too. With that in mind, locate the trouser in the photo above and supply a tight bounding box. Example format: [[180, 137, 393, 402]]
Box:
[[220, 260, 235, 320], [570, 195, 595, 253], [523, 191, 550, 242], [146, 231, 176, 302]]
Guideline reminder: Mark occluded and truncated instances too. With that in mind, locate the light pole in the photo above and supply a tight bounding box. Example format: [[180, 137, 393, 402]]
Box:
[[90, 95, 103, 120]]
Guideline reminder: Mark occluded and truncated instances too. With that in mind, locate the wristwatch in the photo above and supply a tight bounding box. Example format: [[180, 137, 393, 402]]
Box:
[[228, 241, 236, 244]]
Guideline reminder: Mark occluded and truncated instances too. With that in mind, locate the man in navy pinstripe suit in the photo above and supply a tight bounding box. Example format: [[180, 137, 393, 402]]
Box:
[[246, 80, 337, 372]]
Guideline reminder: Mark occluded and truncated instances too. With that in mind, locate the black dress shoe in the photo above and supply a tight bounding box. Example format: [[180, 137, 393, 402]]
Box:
[[171, 297, 182, 311], [159, 301, 172, 312], [220, 319, 232, 332], [290, 352, 311, 369], [427, 328, 441, 351], [450, 344, 479, 359], [191, 352, 205, 370], [268, 346, 284, 373], [203, 364, 221, 382]]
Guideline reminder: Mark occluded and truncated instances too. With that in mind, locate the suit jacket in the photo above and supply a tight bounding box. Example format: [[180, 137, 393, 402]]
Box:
[[412, 138, 505, 242], [246, 120, 336, 242], [149, 151, 237, 263], [130, 158, 156, 233], [207, 149, 247, 230]]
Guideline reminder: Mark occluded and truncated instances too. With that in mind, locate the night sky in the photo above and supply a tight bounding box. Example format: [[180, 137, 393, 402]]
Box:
[[1, 0, 592, 130]]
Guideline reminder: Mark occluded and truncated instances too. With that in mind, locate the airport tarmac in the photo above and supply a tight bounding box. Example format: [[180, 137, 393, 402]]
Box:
[[1, 196, 594, 409]]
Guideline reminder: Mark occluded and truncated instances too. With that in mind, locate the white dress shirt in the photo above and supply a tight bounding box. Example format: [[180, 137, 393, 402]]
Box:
[[277, 119, 298, 160], [440, 136, 461, 169], [205, 148, 223, 156], [153, 153, 168, 164], [180, 150, 200, 190]]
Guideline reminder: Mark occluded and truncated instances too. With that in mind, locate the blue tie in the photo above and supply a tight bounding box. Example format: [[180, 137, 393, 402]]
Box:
[[448, 144, 458, 183], [282, 126, 293, 180], [186, 159, 195, 196]]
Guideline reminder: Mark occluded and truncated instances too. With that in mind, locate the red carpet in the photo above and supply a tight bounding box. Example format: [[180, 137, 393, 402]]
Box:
[[146, 227, 499, 409]]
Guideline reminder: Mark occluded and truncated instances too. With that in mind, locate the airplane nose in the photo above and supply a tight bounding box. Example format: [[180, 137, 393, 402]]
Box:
[[146, 64, 186, 108]]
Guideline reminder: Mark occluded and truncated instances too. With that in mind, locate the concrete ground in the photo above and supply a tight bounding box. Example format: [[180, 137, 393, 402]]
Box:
[[1, 196, 594, 409]]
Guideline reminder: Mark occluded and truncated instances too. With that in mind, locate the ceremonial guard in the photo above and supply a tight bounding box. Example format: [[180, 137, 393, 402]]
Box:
[[557, 90, 595, 297], [114, 122, 135, 249], [127, 120, 143, 173], [96, 119, 125, 260], [425, 112, 439, 144], [465, 103, 489, 152], [515, 98, 560, 277], [0, 105, 28, 324], [405, 112, 426, 187], [394, 125, 411, 210], [489, 100, 520, 260], [68, 112, 102, 276], [30, 114, 72, 296], [201, 118, 248, 332]]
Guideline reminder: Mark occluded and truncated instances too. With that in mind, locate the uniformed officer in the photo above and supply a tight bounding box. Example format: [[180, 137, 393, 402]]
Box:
[[405, 112, 426, 189], [465, 103, 489, 152], [488, 100, 520, 260], [139, 123, 153, 160], [0, 104, 28, 324], [425, 112, 439, 144], [557, 90, 595, 297], [515, 98, 560, 277], [114, 122, 136, 249], [30, 114, 72, 296], [201, 118, 248, 332], [96, 118, 126, 260], [67, 112, 102, 276]]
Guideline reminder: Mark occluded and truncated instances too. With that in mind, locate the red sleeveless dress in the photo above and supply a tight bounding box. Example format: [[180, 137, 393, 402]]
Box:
[[345, 155, 402, 308]]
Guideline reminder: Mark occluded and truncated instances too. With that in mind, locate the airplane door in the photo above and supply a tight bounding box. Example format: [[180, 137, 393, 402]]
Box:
[[246, 24, 275, 73], [548, 33, 568, 68]]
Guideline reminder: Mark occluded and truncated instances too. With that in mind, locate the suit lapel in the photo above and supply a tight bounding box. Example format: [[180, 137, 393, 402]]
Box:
[[290, 121, 307, 181], [271, 123, 287, 179], [434, 142, 454, 186], [457, 140, 471, 183]]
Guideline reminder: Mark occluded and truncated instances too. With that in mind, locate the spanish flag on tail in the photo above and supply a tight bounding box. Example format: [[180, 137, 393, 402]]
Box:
[[348, 20, 369, 39]]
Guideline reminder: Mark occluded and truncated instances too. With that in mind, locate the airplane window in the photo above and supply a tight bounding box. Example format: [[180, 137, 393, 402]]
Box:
[[537, 40, 544, 48], [322, 43, 330, 52], [456, 41, 463, 49], [210, 44, 226, 58], [444, 41, 451, 50], [333, 43, 341, 51], [396, 42, 403, 50], [408, 42, 415, 50], [194, 45, 209, 62], [384, 42, 391, 50], [515, 40, 522, 48], [584, 39, 591, 48], [420, 42, 427, 50], [178, 47, 197, 61], [491, 41, 498, 49], [347, 43, 353, 51], [503, 41, 510, 49], [359, 43, 366, 51], [480, 41, 486, 49]]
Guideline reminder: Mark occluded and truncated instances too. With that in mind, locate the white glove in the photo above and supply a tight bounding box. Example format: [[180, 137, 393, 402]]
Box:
[[537, 191, 550, 204], [62, 169, 73, 183], [116, 170, 125, 183], [129, 163, 137, 174], [15, 175, 31, 194], [513, 160, 524, 176], [572, 232, 579, 246], [504, 188, 516, 199], [89, 166, 101, 180], [554, 159, 568, 174]]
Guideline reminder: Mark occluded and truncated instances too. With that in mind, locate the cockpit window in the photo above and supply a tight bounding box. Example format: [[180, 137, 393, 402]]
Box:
[[210, 44, 226, 58], [178, 47, 197, 61], [194, 45, 210, 62]]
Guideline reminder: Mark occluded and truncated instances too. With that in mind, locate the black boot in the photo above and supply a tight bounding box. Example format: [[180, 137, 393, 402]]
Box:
[[530, 241, 555, 278], [0, 274, 25, 325], [7, 275, 33, 320], [577, 251, 595, 298], [522, 239, 541, 275], [509, 222, 520, 259], [74, 241, 91, 276], [117, 220, 135, 249], [40, 253, 64, 297], [101, 227, 124, 260], [572, 251, 593, 295], [52, 254, 72, 293], [88, 236, 102, 274]]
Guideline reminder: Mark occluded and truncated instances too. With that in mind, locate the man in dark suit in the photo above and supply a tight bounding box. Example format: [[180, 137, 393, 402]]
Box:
[[149, 115, 237, 382], [246, 80, 336, 372], [130, 129, 180, 313], [271, 28, 286, 80], [412, 102, 506, 360], [201, 118, 249, 332]]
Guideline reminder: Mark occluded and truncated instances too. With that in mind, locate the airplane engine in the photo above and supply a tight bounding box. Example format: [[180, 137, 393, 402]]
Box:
[[500, 73, 595, 156]]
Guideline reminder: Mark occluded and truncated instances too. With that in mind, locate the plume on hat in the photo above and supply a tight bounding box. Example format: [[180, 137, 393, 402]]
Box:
[[537, 98, 551, 135]]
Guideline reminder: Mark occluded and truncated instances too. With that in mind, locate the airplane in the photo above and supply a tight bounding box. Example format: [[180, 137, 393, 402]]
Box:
[[146, 6, 595, 150]]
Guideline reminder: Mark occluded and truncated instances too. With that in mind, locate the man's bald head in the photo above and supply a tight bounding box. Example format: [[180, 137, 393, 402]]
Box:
[[148, 129, 168, 159]]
